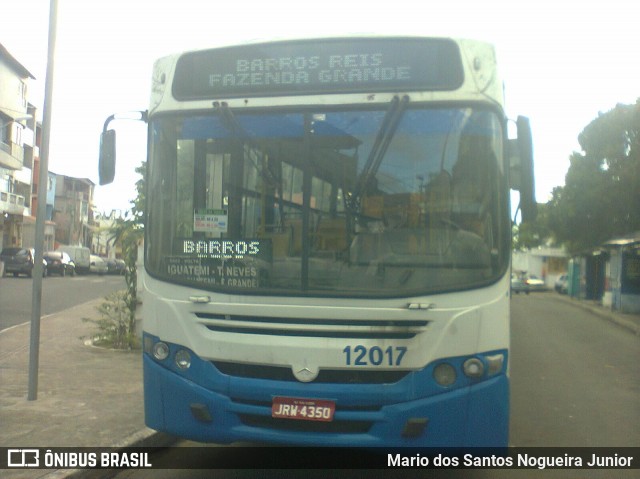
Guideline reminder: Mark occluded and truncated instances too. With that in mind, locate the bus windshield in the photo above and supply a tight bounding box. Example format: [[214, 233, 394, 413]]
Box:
[[145, 104, 509, 297]]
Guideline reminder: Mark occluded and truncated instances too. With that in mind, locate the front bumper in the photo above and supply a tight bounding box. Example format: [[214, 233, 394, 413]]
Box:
[[143, 348, 509, 447]]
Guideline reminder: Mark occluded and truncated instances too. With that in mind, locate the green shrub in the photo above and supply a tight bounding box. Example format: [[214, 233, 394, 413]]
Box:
[[84, 290, 140, 350]]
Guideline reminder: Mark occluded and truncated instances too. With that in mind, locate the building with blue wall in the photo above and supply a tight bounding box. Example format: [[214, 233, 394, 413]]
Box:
[[603, 232, 640, 314]]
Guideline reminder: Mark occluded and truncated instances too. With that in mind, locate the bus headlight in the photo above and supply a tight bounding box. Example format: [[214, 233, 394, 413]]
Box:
[[463, 358, 485, 378], [175, 349, 192, 370], [153, 342, 170, 361], [433, 363, 456, 386]]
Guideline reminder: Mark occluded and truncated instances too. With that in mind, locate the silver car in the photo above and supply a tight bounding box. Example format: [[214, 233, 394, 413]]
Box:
[[89, 255, 109, 275]]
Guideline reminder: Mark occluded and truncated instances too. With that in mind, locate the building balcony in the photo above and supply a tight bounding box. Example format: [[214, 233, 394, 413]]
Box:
[[0, 190, 27, 216], [0, 140, 24, 170]]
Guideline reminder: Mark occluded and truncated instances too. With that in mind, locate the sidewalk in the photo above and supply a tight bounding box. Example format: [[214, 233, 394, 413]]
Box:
[[1, 292, 638, 477], [0, 298, 173, 478]]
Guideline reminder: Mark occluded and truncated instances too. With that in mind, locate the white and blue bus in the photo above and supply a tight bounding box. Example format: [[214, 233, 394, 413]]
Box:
[[100, 36, 535, 447]]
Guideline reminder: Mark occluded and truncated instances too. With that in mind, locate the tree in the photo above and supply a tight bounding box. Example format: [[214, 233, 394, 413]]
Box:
[[87, 162, 146, 349], [547, 100, 640, 253], [110, 161, 146, 315], [130, 162, 146, 225], [512, 203, 552, 251]]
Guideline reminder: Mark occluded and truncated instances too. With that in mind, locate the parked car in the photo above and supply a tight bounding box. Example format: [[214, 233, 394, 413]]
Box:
[[524, 274, 547, 292], [555, 274, 568, 294], [106, 258, 126, 275], [57, 245, 91, 274], [43, 251, 76, 276], [89, 254, 109, 275], [511, 274, 529, 294], [0, 247, 47, 277]]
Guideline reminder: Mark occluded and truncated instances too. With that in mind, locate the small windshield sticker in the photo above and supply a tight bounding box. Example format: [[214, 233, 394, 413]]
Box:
[[194, 209, 228, 233]]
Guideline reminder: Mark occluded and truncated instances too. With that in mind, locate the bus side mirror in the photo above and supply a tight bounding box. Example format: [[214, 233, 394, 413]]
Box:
[[99, 129, 116, 185], [509, 116, 537, 222]]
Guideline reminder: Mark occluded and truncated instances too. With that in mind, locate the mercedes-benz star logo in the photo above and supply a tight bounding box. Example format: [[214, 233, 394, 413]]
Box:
[[292, 366, 319, 383]]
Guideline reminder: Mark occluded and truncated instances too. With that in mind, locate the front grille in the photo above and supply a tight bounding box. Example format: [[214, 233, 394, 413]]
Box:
[[238, 414, 373, 434], [195, 312, 428, 339], [213, 361, 410, 384]]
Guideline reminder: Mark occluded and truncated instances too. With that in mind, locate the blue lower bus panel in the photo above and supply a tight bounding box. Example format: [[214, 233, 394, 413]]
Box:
[[143, 334, 509, 447]]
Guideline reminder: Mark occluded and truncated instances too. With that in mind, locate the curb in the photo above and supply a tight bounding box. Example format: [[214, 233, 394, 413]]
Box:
[[112, 429, 178, 449]]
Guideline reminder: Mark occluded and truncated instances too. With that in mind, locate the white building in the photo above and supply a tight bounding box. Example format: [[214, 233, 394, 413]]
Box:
[[0, 42, 35, 250], [92, 209, 126, 259], [512, 246, 568, 289]]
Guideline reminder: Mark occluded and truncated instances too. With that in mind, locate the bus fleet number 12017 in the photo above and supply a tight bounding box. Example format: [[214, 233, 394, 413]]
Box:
[[343, 345, 407, 366]]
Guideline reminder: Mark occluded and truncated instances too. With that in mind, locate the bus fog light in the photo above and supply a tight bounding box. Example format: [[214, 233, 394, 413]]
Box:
[[153, 342, 170, 361], [175, 349, 192, 369], [433, 363, 456, 386], [486, 354, 504, 376], [401, 418, 428, 438], [463, 358, 484, 378], [190, 403, 212, 423]]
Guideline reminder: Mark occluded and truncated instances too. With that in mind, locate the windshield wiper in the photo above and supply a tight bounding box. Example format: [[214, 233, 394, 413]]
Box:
[[351, 95, 410, 205], [213, 102, 279, 187]]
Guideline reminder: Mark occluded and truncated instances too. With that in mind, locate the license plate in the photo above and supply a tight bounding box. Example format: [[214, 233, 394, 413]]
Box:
[[271, 396, 335, 422]]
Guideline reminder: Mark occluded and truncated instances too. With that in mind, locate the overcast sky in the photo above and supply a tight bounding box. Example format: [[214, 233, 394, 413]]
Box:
[[1, 0, 638, 214]]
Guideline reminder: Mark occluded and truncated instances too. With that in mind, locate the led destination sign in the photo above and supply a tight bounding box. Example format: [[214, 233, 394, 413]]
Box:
[[182, 239, 264, 260], [163, 238, 272, 288], [172, 38, 464, 99]]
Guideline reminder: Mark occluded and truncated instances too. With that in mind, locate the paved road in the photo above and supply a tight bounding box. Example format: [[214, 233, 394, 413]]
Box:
[[112, 293, 640, 478], [510, 292, 640, 447], [0, 273, 126, 331]]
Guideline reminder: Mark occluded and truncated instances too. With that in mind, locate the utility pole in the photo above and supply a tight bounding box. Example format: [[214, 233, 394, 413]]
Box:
[[28, 0, 58, 401]]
